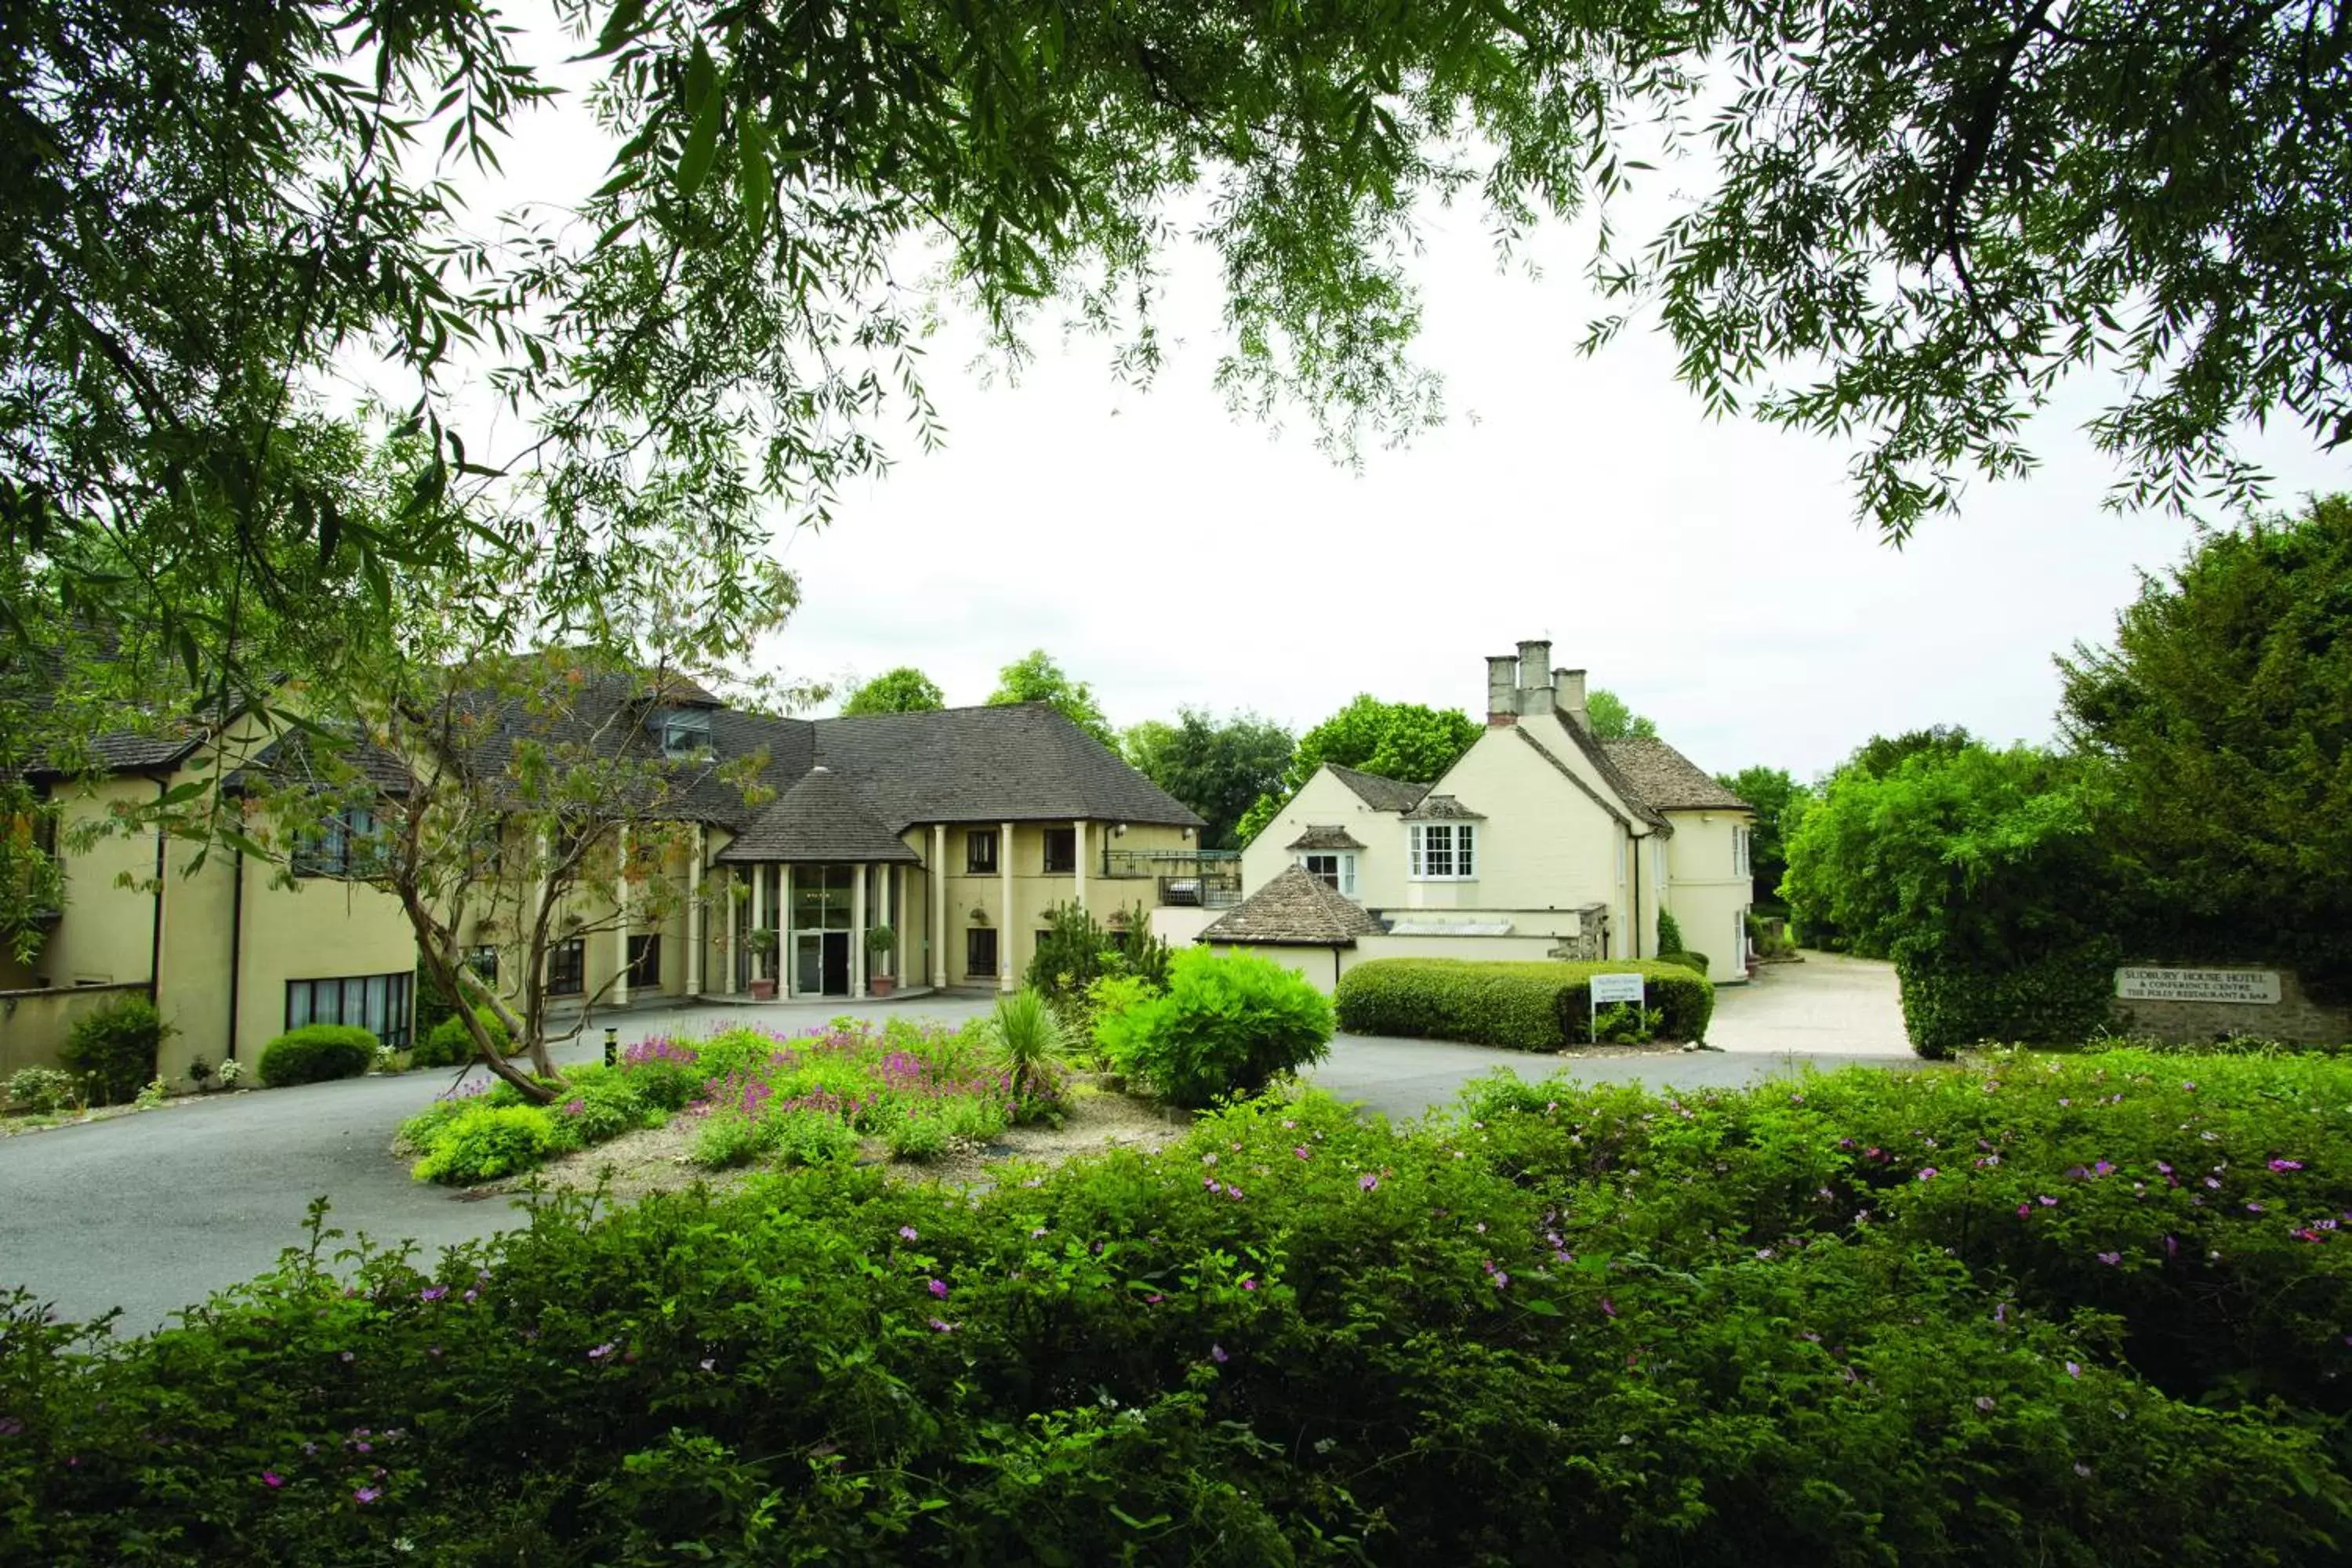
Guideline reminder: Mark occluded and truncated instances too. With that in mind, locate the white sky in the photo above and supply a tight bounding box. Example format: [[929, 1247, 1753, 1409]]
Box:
[[459, 13, 2349, 784]]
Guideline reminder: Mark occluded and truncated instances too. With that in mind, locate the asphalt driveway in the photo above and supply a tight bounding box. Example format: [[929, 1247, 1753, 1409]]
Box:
[[1, 960, 1912, 1333]]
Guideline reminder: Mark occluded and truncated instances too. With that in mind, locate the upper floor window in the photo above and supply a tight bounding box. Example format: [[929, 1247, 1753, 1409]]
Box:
[[966, 828, 999, 873], [1408, 823, 1475, 880], [1042, 826, 1076, 874], [1298, 851, 1358, 897], [1733, 825, 1751, 876], [658, 708, 713, 757], [294, 806, 382, 880]]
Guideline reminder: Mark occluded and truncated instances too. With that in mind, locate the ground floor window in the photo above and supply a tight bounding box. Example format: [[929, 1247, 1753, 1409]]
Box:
[[465, 945, 499, 985], [285, 971, 412, 1049], [548, 937, 586, 997], [966, 927, 998, 980], [627, 933, 661, 988]]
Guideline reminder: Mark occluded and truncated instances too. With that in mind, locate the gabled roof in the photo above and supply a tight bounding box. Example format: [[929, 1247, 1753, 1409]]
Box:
[[717, 767, 920, 864], [1324, 762, 1429, 814], [1201, 865, 1385, 946], [223, 728, 417, 799], [1401, 793, 1484, 821], [807, 703, 1200, 830], [1603, 738, 1751, 812], [1287, 824, 1366, 851]]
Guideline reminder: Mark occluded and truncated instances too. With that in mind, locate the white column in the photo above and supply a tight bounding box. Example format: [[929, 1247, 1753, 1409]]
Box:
[[781, 866, 794, 999], [723, 865, 738, 995], [889, 864, 902, 982], [687, 825, 703, 997], [1072, 818, 1087, 913], [612, 825, 630, 1007], [750, 861, 767, 984], [999, 819, 1015, 993], [931, 824, 947, 988], [851, 862, 868, 999]]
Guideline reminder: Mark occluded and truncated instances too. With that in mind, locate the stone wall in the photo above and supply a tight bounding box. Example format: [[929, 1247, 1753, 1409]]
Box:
[[2111, 965, 2352, 1047]]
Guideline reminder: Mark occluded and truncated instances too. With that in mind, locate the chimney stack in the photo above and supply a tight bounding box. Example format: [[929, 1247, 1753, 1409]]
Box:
[[1557, 668, 1590, 732], [1485, 655, 1520, 726], [1517, 639, 1555, 716]]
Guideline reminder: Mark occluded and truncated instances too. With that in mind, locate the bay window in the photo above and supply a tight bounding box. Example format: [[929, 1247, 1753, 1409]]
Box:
[[1408, 822, 1476, 880]]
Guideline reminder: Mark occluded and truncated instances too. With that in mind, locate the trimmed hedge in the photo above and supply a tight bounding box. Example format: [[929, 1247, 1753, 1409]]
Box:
[[1897, 941, 2119, 1058], [1335, 958, 1714, 1049], [1663, 949, 1709, 978], [411, 1007, 513, 1069], [257, 1025, 378, 1087]]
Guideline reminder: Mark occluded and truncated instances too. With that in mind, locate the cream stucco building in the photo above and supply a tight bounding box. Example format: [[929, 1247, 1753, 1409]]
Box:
[[1224, 640, 1754, 986]]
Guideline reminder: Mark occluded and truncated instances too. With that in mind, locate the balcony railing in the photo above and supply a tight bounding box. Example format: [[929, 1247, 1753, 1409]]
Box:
[[1098, 848, 1243, 909]]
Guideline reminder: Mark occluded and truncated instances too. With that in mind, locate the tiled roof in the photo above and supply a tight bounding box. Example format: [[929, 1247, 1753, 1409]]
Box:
[[716, 767, 921, 864], [1287, 824, 1366, 851], [1401, 793, 1484, 821], [1201, 865, 1385, 946], [1324, 762, 1429, 813], [9, 642, 213, 779], [223, 728, 418, 799], [1603, 738, 1751, 811], [808, 703, 1201, 831]]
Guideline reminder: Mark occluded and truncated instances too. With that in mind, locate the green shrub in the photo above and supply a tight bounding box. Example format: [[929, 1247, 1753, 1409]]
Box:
[[554, 1067, 654, 1144], [1663, 949, 1708, 977], [618, 1036, 703, 1109], [411, 1007, 512, 1069], [57, 995, 171, 1105], [768, 1107, 857, 1167], [886, 1109, 949, 1160], [5, 1066, 82, 1115], [689, 1112, 767, 1171], [1334, 958, 1715, 1048], [410, 1102, 564, 1185], [9, 1058, 2352, 1566], [1098, 948, 1332, 1107], [1897, 941, 2119, 1057], [990, 987, 1064, 1112], [1657, 909, 1685, 955], [1591, 1002, 1661, 1044], [256, 1024, 377, 1087], [1080, 972, 1160, 1066]]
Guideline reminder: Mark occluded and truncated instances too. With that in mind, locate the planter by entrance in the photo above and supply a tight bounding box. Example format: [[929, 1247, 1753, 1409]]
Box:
[[869, 975, 895, 997], [750, 978, 778, 1001]]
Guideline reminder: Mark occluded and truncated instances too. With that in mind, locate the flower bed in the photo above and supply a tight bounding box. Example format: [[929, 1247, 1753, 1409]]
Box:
[[397, 1017, 1065, 1185]]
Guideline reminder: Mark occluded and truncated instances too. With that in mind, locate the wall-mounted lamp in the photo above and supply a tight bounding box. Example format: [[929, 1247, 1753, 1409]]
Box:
[[1113, 822, 1128, 837]]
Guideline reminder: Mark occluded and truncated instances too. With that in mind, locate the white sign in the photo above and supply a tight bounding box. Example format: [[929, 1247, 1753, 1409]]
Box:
[[1590, 972, 1646, 1005], [2115, 967, 2281, 1005]]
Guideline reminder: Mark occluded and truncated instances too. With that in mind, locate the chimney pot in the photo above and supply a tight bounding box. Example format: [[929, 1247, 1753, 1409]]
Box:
[[1516, 639, 1551, 695], [1558, 669, 1590, 731], [1485, 655, 1520, 725]]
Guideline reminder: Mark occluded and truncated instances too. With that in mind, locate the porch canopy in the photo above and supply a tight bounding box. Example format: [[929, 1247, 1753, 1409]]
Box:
[[715, 766, 920, 1000]]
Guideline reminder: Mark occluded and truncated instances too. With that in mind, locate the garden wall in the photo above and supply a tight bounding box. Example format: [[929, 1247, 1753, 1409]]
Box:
[[0, 982, 153, 1077], [2112, 964, 2351, 1047]]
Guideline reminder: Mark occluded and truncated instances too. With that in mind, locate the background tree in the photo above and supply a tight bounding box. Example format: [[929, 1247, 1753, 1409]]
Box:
[[1123, 710, 1294, 851], [987, 652, 1117, 751], [1584, 688, 1658, 740], [1236, 695, 1479, 845], [2059, 495, 2352, 993], [1715, 764, 1809, 908], [841, 667, 946, 716]]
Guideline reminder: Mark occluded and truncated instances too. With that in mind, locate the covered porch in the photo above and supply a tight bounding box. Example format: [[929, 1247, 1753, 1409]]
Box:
[[709, 765, 924, 1000]]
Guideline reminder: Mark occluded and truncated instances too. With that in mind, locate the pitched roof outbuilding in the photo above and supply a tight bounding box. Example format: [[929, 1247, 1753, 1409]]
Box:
[[1201, 864, 1385, 946], [1602, 738, 1753, 812]]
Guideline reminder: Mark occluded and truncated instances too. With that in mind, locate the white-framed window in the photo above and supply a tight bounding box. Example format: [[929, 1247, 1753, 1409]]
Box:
[[1617, 832, 1628, 887], [1408, 822, 1475, 880], [1733, 825, 1751, 877], [1298, 851, 1358, 897]]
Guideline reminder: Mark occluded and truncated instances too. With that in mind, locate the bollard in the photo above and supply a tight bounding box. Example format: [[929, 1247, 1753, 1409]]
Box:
[[604, 1025, 619, 1068]]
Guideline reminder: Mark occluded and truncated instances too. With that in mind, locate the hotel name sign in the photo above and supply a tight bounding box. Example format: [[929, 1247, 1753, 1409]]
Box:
[[2114, 967, 2281, 1005]]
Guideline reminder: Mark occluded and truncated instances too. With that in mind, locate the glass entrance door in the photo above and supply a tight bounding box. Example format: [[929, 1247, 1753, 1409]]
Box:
[[790, 866, 857, 996], [793, 933, 825, 996]]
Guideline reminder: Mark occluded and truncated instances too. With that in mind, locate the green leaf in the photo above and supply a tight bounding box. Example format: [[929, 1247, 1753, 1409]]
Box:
[[737, 115, 771, 237], [590, 0, 651, 60], [674, 45, 726, 201]]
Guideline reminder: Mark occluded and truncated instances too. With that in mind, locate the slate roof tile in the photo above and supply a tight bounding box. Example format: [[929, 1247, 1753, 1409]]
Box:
[[1201, 864, 1385, 946], [1602, 738, 1751, 812]]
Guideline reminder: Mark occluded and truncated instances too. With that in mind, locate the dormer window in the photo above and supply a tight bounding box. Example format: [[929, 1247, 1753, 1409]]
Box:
[[656, 707, 712, 757], [1408, 822, 1475, 880]]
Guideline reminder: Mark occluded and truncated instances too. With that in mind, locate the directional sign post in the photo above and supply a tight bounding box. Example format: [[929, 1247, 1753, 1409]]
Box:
[[1589, 971, 1646, 1040]]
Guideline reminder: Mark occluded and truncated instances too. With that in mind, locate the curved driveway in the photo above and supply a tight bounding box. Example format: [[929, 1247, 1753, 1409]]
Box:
[[1, 960, 1909, 1333]]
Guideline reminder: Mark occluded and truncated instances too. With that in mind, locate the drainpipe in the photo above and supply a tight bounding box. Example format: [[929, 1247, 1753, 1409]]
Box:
[[1630, 829, 1643, 960], [227, 846, 245, 1058], [147, 774, 168, 1003]]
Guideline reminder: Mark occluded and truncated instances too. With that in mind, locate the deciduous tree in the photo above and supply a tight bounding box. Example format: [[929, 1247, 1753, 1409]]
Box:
[[1123, 710, 1294, 851], [1236, 695, 1479, 845], [988, 652, 1116, 751], [841, 667, 946, 716], [1584, 688, 1657, 741]]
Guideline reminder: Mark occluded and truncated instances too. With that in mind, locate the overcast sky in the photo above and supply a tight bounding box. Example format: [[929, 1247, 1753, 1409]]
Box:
[[468, 14, 2349, 783]]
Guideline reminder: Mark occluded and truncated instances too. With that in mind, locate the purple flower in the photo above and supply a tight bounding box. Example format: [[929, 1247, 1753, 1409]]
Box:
[[1203, 1178, 1221, 1193], [2164, 1234, 2180, 1257], [1917, 1167, 1939, 1181], [1600, 1298, 1617, 1318], [2205, 1176, 2223, 1189], [1225, 1185, 1245, 1201], [1293, 1145, 1312, 1161], [1974, 1396, 1995, 1413], [354, 1486, 381, 1504], [588, 1342, 616, 1361], [898, 1226, 920, 1242], [1210, 1344, 1229, 1364], [2270, 1159, 2304, 1173], [2247, 1202, 2267, 1214], [419, 1286, 448, 1302], [1491, 1271, 1511, 1291], [2038, 1196, 2059, 1207], [1240, 1276, 1258, 1291], [2093, 1161, 2114, 1177], [927, 1278, 949, 1299], [2065, 1360, 2082, 1378], [1358, 1174, 1378, 1192], [2156, 1161, 2173, 1176], [928, 1319, 956, 1333], [2096, 1252, 2121, 1265], [261, 1470, 283, 1488]]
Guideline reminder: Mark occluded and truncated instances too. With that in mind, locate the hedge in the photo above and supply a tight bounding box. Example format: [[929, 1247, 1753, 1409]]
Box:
[[5, 1057, 2350, 1565], [256, 1025, 378, 1087], [411, 1007, 513, 1070], [1334, 958, 1714, 1048], [57, 994, 170, 1105], [1896, 941, 2120, 1058]]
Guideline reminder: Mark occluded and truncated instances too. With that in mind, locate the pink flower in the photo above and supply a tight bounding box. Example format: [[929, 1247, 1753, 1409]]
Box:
[[1358, 1174, 1378, 1192], [262, 1471, 284, 1489], [1240, 1276, 1258, 1291], [928, 1319, 955, 1333], [1600, 1298, 1617, 1318], [898, 1226, 920, 1242], [354, 1486, 382, 1504], [1917, 1168, 1938, 1181], [1293, 1145, 1312, 1161], [927, 1278, 949, 1299], [2065, 1361, 2082, 1378], [2270, 1159, 2304, 1173]]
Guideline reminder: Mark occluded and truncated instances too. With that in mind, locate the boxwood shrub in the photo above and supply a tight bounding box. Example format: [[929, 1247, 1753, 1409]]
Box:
[[58, 994, 171, 1105], [1897, 940, 2120, 1058], [256, 1025, 378, 1087], [1098, 947, 1334, 1106], [1334, 957, 1714, 1048], [5, 1054, 2350, 1565], [410, 1007, 513, 1069]]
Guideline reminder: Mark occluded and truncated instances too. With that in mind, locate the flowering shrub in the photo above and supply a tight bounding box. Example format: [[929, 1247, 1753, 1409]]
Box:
[[5, 1054, 2351, 1564], [4, 1066, 81, 1116]]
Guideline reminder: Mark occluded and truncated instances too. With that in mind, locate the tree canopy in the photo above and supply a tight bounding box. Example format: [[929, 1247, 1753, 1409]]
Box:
[[1236, 695, 1479, 845], [841, 667, 946, 716], [987, 651, 1116, 751], [1584, 688, 1657, 741], [2059, 495, 2352, 991], [1123, 710, 1294, 851]]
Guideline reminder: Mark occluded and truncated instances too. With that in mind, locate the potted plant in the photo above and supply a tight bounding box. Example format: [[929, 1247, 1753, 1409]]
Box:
[[748, 925, 780, 1000], [866, 924, 897, 996]]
